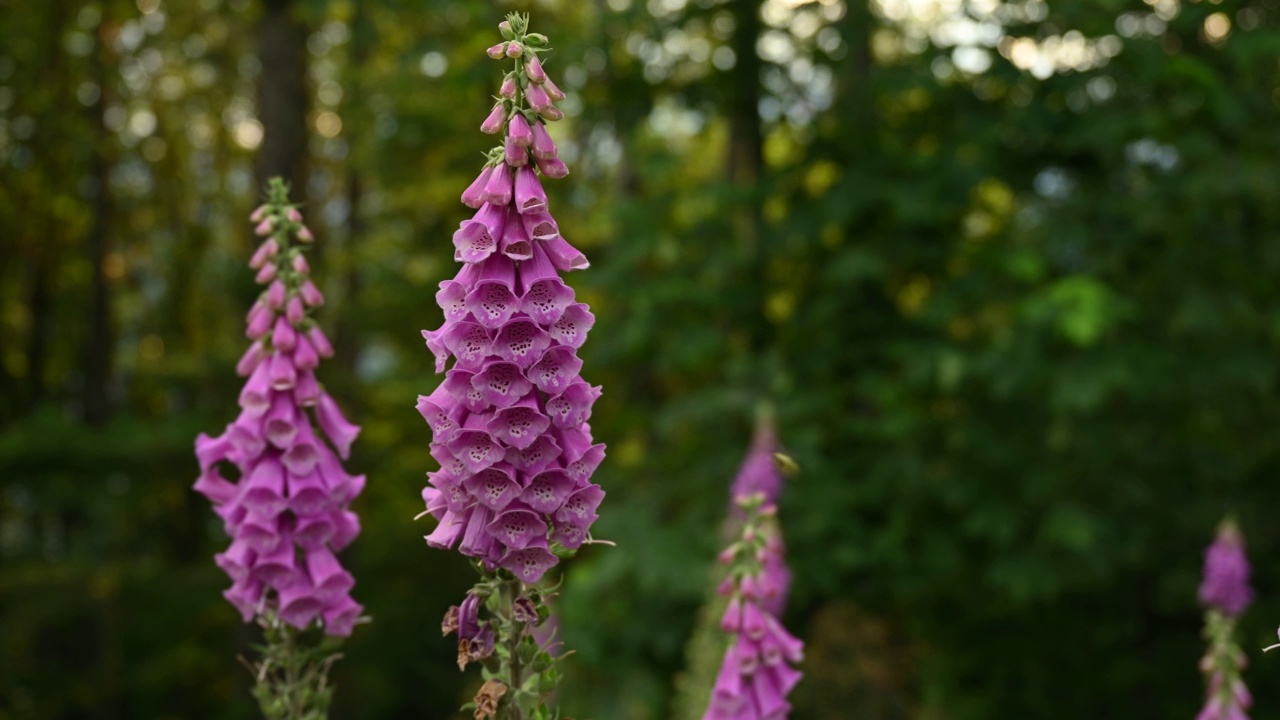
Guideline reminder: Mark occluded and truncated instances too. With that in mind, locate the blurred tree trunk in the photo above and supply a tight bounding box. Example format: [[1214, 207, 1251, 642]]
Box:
[[334, 1, 371, 380], [725, 0, 766, 353], [255, 0, 308, 196], [82, 15, 115, 427]]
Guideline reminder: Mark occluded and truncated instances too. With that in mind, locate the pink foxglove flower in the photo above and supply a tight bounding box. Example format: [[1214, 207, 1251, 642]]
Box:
[[1197, 520, 1252, 720], [424, 15, 594, 718], [729, 415, 792, 617], [195, 180, 364, 637], [705, 494, 803, 720], [420, 14, 599, 587]]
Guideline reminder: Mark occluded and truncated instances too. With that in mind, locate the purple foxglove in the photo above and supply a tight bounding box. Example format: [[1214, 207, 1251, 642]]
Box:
[[462, 166, 495, 209], [1198, 521, 1253, 617], [543, 76, 566, 102], [481, 102, 506, 135], [505, 134, 529, 167], [266, 280, 287, 309], [530, 121, 558, 160], [1197, 519, 1253, 720], [487, 43, 506, 59], [483, 164, 515, 206], [704, 457, 802, 720], [525, 82, 551, 113], [508, 113, 533, 147], [421, 14, 601, 718], [536, 154, 569, 179], [193, 179, 365, 648], [514, 165, 548, 215], [249, 238, 279, 270], [525, 55, 547, 84]]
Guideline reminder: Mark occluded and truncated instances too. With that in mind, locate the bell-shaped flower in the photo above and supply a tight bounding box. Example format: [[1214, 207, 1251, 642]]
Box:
[[487, 507, 549, 550], [513, 164, 548, 215], [463, 464, 522, 512]]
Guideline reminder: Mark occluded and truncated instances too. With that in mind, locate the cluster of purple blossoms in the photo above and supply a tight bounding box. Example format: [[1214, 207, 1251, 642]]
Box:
[[418, 17, 604, 585], [195, 188, 364, 636], [707, 500, 804, 720], [1196, 521, 1253, 720], [1198, 522, 1254, 618]]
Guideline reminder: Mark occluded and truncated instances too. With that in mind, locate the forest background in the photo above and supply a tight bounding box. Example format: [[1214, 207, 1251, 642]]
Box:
[[4, 0, 1280, 717]]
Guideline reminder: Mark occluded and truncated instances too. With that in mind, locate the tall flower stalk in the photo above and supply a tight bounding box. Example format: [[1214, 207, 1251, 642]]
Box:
[[1196, 519, 1253, 720], [706, 491, 803, 720], [417, 14, 604, 720], [675, 410, 798, 720], [195, 178, 365, 719]]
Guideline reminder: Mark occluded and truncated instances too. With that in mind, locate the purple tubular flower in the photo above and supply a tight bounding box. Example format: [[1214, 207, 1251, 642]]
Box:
[[705, 432, 802, 719], [514, 165, 548, 215], [1195, 520, 1253, 720], [453, 203, 507, 264], [483, 165, 514, 206], [525, 82, 551, 113], [530, 122, 558, 160], [500, 207, 534, 261], [193, 192, 364, 636], [462, 166, 495, 209], [543, 76, 566, 102], [481, 103, 506, 134], [1198, 522, 1254, 617], [525, 55, 547, 84], [418, 30, 605, 586], [505, 135, 530, 167], [536, 154, 570, 179], [509, 113, 533, 147]]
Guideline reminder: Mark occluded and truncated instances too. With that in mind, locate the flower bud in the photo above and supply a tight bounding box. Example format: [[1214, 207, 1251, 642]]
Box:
[[499, 75, 517, 100], [525, 55, 547, 84], [249, 239, 280, 270], [486, 43, 506, 60], [543, 76, 566, 102], [255, 218, 274, 236], [481, 103, 506, 135], [505, 42, 523, 58], [297, 225, 315, 243]]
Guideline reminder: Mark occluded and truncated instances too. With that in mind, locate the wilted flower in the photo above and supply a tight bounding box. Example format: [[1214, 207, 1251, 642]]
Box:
[[194, 180, 364, 637]]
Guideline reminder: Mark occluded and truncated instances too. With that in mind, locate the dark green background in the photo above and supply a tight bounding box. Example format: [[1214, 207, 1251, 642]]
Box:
[[3, 0, 1280, 717]]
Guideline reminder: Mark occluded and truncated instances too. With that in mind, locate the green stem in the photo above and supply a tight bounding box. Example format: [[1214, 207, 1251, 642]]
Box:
[[504, 578, 527, 720]]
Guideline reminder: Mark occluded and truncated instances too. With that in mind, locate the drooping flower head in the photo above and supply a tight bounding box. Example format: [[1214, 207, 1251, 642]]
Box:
[[418, 13, 604, 586], [1196, 519, 1252, 720], [705, 494, 803, 720], [1198, 520, 1253, 618], [194, 179, 364, 637]]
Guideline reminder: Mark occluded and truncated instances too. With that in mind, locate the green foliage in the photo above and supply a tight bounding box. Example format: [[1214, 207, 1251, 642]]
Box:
[[249, 612, 346, 720], [6, 1, 1280, 719]]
